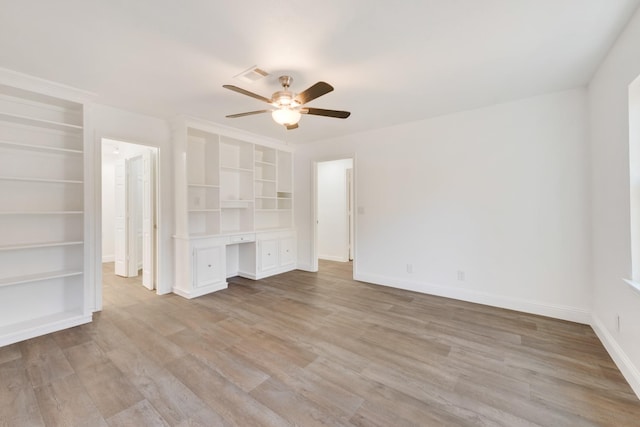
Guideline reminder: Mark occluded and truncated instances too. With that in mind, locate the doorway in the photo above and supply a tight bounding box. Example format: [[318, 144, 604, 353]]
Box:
[[313, 157, 356, 274], [101, 138, 158, 292]]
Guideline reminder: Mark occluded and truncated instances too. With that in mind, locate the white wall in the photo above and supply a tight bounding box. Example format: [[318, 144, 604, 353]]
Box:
[[318, 158, 353, 262], [295, 88, 591, 323], [87, 104, 173, 308], [588, 6, 640, 397]]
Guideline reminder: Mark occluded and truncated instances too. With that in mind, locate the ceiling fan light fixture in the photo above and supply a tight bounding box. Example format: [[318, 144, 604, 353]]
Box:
[[272, 108, 301, 126]]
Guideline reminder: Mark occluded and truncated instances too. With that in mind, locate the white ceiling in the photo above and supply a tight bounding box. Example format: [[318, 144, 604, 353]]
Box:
[[1, 0, 638, 143]]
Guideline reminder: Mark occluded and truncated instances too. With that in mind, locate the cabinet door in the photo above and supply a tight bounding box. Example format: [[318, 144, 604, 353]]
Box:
[[259, 239, 279, 272], [279, 237, 296, 267], [193, 246, 224, 288]]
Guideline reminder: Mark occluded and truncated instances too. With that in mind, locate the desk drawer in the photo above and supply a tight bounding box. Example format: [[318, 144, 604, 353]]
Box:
[[228, 234, 255, 244]]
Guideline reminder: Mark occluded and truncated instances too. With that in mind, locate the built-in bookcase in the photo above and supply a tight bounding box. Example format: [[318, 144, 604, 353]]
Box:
[[0, 83, 90, 346], [177, 122, 293, 238], [174, 119, 295, 298]]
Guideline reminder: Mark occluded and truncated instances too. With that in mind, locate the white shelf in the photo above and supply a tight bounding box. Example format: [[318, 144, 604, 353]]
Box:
[[189, 209, 221, 213], [0, 241, 83, 251], [0, 139, 83, 154], [188, 183, 220, 188], [0, 270, 83, 288], [221, 200, 253, 209], [0, 176, 83, 184], [255, 160, 276, 166], [0, 111, 83, 132], [256, 209, 278, 212], [255, 178, 276, 183], [0, 211, 83, 215], [221, 166, 253, 173], [256, 196, 276, 200], [189, 232, 220, 239]]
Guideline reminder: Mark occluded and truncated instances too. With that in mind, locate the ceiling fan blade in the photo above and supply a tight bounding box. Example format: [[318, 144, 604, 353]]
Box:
[[286, 123, 299, 130], [295, 82, 334, 105], [301, 107, 351, 119], [223, 85, 272, 104], [226, 109, 271, 118]]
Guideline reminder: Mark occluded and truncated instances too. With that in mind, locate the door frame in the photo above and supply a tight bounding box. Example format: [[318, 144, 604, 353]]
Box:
[[92, 136, 161, 311], [311, 154, 357, 276]]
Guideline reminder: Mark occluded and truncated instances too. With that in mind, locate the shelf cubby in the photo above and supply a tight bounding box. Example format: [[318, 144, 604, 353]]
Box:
[[188, 210, 220, 236], [188, 185, 219, 211]]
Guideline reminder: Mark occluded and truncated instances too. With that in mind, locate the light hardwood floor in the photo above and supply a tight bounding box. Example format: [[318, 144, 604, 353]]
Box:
[[1, 260, 639, 426]]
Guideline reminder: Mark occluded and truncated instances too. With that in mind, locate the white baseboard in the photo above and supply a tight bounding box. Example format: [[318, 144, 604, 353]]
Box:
[[354, 272, 591, 324], [591, 315, 640, 399], [296, 263, 317, 272], [172, 282, 228, 299], [102, 254, 115, 263], [319, 254, 349, 262]]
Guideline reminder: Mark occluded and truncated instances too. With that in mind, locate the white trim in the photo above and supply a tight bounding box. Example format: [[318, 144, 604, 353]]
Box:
[[238, 264, 296, 281], [0, 67, 96, 103], [319, 254, 349, 262], [311, 154, 358, 276], [172, 115, 289, 151], [172, 282, 228, 299], [354, 272, 591, 324], [0, 313, 92, 347], [623, 278, 640, 296], [102, 254, 115, 263], [591, 315, 640, 399], [296, 263, 317, 272], [94, 136, 165, 308]]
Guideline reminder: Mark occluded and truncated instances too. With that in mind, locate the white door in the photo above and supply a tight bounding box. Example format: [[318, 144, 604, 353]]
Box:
[[141, 150, 154, 290], [114, 159, 127, 277], [127, 156, 142, 278], [115, 156, 143, 278]]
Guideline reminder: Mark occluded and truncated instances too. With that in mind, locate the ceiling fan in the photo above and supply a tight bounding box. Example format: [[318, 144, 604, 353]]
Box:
[[223, 76, 350, 130]]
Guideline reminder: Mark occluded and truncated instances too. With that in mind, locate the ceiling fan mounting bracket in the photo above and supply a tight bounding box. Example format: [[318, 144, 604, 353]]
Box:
[[278, 75, 293, 89]]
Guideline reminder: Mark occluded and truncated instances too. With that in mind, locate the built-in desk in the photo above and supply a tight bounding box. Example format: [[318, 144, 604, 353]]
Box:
[[173, 229, 296, 299]]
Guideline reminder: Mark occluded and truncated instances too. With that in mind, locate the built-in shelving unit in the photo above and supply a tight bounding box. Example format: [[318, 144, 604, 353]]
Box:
[[173, 118, 295, 298], [0, 82, 90, 346]]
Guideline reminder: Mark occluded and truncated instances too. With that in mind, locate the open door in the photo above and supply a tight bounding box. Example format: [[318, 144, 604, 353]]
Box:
[[114, 158, 127, 277], [105, 139, 157, 290], [115, 155, 142, 278], [141, 150, 154, 290]]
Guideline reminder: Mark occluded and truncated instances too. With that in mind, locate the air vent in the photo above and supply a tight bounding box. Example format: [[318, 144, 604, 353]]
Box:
[[234, 66, 269, 83]]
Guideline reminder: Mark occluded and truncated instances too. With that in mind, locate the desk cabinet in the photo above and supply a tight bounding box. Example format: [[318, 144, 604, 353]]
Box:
[[194, 246, 225, 288]]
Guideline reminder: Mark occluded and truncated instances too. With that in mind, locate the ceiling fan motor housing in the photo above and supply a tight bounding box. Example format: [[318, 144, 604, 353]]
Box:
[[272, 90, 299, 108]]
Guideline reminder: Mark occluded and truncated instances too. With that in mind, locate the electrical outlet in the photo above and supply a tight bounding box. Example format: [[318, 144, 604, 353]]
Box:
[[406, 264, 413, 274], [457, 270, 465, 281]]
